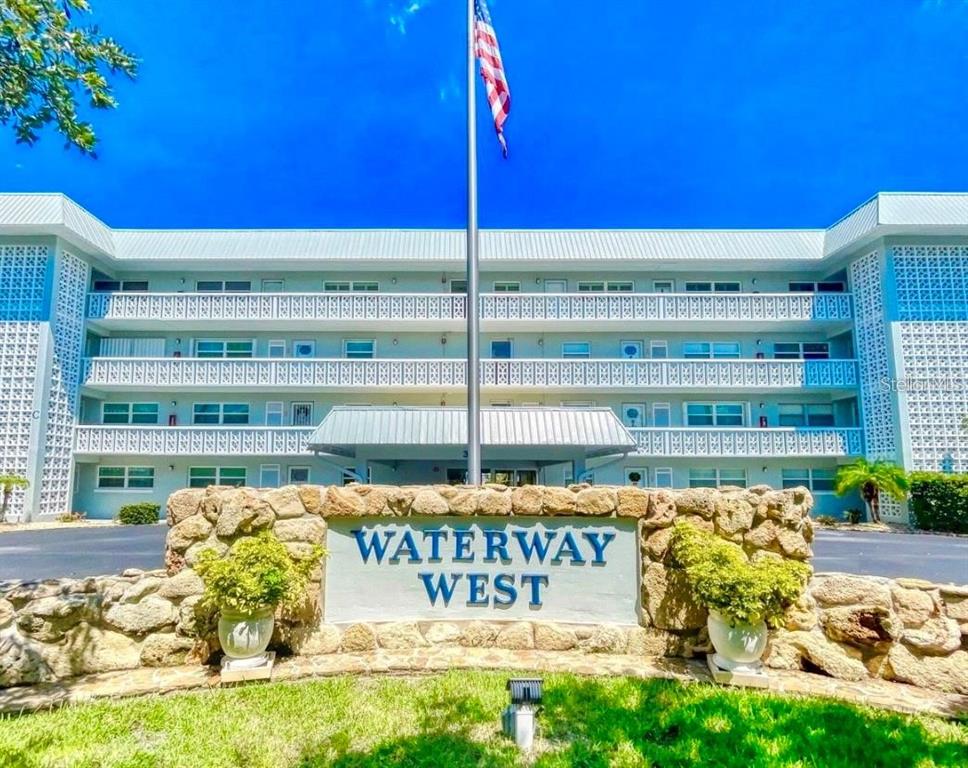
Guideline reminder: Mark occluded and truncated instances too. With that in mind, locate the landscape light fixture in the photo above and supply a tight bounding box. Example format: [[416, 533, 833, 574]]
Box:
[[503, 677, 543, 750]]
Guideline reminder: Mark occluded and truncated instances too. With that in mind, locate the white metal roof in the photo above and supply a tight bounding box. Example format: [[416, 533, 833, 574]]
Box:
[[306, 406, 636, 460], [2, 192, 967, 266]]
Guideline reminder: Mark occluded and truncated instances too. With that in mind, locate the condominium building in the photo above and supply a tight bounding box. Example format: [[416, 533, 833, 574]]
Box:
[[1, 192, 965, 521]]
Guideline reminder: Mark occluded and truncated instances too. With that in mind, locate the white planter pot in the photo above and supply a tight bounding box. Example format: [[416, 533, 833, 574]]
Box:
[[707, 610, 768, 671], [218, 607, 274, 669]]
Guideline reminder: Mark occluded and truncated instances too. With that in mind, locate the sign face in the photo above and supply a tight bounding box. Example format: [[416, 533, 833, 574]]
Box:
[[324, 516, 639, 624]]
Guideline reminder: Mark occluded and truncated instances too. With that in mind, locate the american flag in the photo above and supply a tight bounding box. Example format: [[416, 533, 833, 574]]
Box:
[[474, 0, 511, 157]]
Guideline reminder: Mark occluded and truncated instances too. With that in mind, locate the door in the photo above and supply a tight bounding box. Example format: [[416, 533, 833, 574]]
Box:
[[291, 402, 314, 426], [544, 279, 567, 293]]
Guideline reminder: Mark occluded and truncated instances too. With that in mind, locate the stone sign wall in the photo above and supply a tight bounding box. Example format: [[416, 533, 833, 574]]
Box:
[[1, 483, 966, 695]]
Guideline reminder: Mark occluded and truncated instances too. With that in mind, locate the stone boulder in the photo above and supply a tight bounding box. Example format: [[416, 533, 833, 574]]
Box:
[[641, 563, 707, 631], [765, 630, 868, 681], [820, 605, 901, 648], [214, 489, 274, 537], [811, 575, 892, 611], [533, 622, 577, 651], [900, 617, 962, 655], [376, 622, 428, 650], [887, 645, 968, 694], [495, 622, 534, 650], [891, 585, 938, 627], [104, 596, 177, 635]]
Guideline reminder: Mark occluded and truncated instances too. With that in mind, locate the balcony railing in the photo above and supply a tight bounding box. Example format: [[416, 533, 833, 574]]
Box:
[[628, 427, 864, 458], [86, 291, 853, 324], [74, 426, 314, 456], [481, 292, 853, 323], [73, 424, 864, 459], [82, 357, 859, 391]]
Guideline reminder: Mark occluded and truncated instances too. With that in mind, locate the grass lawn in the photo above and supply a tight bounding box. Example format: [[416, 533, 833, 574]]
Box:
[[1, 671, 966, 767]]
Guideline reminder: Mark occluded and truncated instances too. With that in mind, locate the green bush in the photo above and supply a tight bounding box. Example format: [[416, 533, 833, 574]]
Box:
[[909, 472, 968, 534], [195, 531, 325, 615], [670, 521, 811, 627], [117, 502, 160, 525], [844, 508, 864, 525]]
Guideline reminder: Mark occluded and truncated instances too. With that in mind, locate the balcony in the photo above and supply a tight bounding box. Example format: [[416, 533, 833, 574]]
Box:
[[629, 427, 864, 458], [86, 291, 853, 331], [74, 426, 314, 456], [82, 357, 859, 393]]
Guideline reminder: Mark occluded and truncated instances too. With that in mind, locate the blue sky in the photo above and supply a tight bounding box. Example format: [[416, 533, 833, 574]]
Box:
[[2, 0, 967, 229]]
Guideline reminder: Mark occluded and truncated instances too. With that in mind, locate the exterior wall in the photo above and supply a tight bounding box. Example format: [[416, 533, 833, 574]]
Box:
[[0, 242, 89, 521], [890, 245, 968, 473]]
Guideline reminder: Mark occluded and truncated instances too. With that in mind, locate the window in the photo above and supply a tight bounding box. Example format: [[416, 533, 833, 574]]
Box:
[[561, 400, 596, 407], [268, 340, 286, 358], [196, 280, 251, 292], [774, 342, 830, 360], [562, 341, 591, 359], [620, 340, 643, 359], [782, 468, 836, 492], [653, 280, 674, 293], [262, 279, 284, 292], [493, 281, 520, 292], [490, 401, 513, 407], [292, 340, 316, 358], [685, 402, 745, 427], [288, 466, 310, 484], [788, 281, 846, 293], [343, 339, 375, 359], [260, 464, 281, 487], [325, 281, 378, 292], [97, 466, 154, 490], [343, 466, 372, 485], [577, 281, 634, 292], [778, 403, 835, 427], [194, 339, 254, 358], [266, 402, 284, 427], [102, 403, 159, 425], [450, 279, 467, 293], [684, 281, 741, 292], [193, 403, 249, 425], [291, 402, 314, 426], [491, 339, 513, 359], [649, 341, 668, 359], [652, 403, 671, 427], [688, 469, 718, 488], [621, 403, 646, 428], [625, 468, 647, 487], [689, 468, 747, 488], [189, 467, 246, 488], [684, 342, 741, 359], [93, 279, 148, 292], [654, 468, 673, 488]]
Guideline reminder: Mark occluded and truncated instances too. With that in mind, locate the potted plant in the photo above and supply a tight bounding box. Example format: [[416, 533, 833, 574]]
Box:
[[195, 531, 324, 668], [670, 522, 810, 671]]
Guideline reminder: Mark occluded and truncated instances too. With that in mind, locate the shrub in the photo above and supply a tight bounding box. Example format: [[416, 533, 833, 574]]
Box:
[[194, 531, 325, 615], [844, 507, 864, 525], [669, 521, 811, 627], [56, 511, 86, 523], [815, 515, 838, 526], [909, 472, 968, 534], [117, 502, 160, 525]]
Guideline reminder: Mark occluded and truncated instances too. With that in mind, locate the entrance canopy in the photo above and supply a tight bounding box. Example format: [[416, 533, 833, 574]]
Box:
[[306, 406, 636, 465]]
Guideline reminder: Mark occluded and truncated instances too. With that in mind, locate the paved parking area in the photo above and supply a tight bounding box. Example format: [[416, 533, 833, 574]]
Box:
[[0, 524, 965, 584]]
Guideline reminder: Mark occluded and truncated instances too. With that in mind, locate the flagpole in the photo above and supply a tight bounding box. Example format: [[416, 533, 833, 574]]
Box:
[[466, 0, 482, 486]]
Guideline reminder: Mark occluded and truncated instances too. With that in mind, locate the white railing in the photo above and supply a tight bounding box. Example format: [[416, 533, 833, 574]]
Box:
[[87, 292, 466, 323], [82, 357, 859, 390], [74, 426, 315, 456], [481, 292, 853, 322], [628, 427, 864, 457], [87, 291, 853, 323]]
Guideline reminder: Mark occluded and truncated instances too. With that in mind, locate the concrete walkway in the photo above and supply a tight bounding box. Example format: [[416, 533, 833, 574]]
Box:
[[1, 648, 964, 719]]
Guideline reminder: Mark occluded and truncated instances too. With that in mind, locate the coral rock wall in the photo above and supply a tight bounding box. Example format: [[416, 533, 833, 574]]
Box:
[[2, 483, 964, 694]]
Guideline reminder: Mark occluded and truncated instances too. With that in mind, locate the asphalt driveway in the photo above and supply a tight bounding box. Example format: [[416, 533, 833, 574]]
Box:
[[0, 524, 965, 584]]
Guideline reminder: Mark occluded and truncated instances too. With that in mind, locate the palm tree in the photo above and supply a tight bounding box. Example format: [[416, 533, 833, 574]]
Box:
[[0, 474, 29, 524], [834, 459, 909, 523]]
